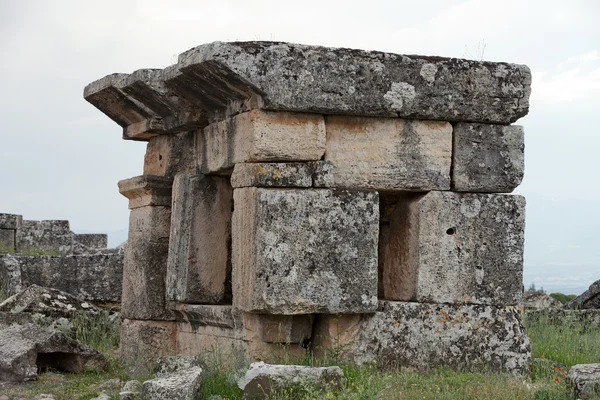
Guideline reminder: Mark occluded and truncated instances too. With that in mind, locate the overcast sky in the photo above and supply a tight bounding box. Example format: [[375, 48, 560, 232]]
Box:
[[1, 0, 598, 294]]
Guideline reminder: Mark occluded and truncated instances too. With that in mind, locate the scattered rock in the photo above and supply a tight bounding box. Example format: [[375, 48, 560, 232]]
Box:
[[0, 323, 106, 382], [154, 355, 204, 376], [120, 379, 142, 400], [98, 377, 122, 390], [565, 280, 600, 310], [566, 364, 600, 399], [89, 394, 111, 400], [0, 284, 102, 318], [142, 366, 203, 400], [238, 362, 345, 398], [523, 292, 562, 310], [34, 395, 55, 400]]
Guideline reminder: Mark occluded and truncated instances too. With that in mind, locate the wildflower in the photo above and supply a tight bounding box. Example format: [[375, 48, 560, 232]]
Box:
[[540, 355, 545, 359], [555, 377, 559, 382]]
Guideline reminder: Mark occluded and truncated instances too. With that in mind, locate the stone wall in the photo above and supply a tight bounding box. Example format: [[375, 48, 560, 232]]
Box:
[[0, 213, 122, 302], [85, 41, 532, 373]]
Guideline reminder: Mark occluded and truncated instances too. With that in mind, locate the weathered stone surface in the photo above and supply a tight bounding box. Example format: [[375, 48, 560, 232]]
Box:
[[316, 117, 452, 190], [199, 110, 325, 174], [72, 234, 108, 254], [0, 323, 106, 382], [178, 42, 531, 123], [142, 366, 203, 400], [381, 191, 525, 305], [144, 131, 197, 177], [18, 220, 72, 254], [0, 284, 102, 318], [118, 175, 173, 209], [0, 229, 15, 251], [313, 301, 530, 374], [123, 206, 172, 320], [0, 311, 34, 327], [522, 291, 562, 310], [119, 319, 177, 368], [238, 362, 344, 398], [565, 279, 600, 310], [243, 313, 313, 343], [154, 355, 204, 376], [566, 364, 600, 399], [232, 188, 379, 314], [167, 174, 232, 304], [453, 123, 524, 192], [172, 303, 236, 329], [231, 163, 312, 188], [525, 309, 600, 329], [0, 213, 21, 230], [3, 254, 123, 302], [119, 380, 142, 400]]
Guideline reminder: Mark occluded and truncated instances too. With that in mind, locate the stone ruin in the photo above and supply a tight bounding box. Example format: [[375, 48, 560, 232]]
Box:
[[0, 213, 123, 303], [84, 41, 531, 374]]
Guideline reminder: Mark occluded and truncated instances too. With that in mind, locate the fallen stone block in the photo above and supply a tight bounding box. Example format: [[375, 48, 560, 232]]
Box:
[[232, 188, 379, 314], [316, 116, 452, 190], [452, 123, 524, 192], [231, 163, 313, 188], [566, 364, 600, 399], [237, 362, 344, 399], [142, 366, 203, 400], [381, 191, 525, 305], [167, 174, 232, 304], [313, 301, 531, 374], [0, 323, 106, 382], [0, 284, 102, 318], [199, 110, 325, 174], [154, 355, 204, 376], [119, 380, 142, 400], [144, 131, 197, 177], [565, 279, 600, 310]]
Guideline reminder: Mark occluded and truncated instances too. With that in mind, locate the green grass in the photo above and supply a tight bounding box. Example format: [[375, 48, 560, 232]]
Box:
[[4, 309, 599, 399]]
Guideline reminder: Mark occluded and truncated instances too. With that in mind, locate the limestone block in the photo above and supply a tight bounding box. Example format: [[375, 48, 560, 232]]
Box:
[[566, 364, 600, 399], [144, 131, 197, 177], [172, 303, 236, 328], [74, 254, 123, 302], [243, 313, 313, 344], [452, 123, 524, 192], [120, 319, 177, 368], [73, 234, 108, 254], [0, 229, 15, 251], [118, 175, 173, 209], [0, 213, 21, 230], [167, 174, 232, 304], [122, 206, 172, 320], [315, 117, 452, 190], [178, 42, 531, 124], [381, 191, 525, 305], [232, 188, 379, 314], [231, 163, 312, 188], [199, 110, 325, 174], [18, 220, 73, 254], [142, 366, 203, 400], [312, 301, 531, 374], [0, 255, 21, 295], [565, 279, 600, 310], [19, 256, 78, 295]]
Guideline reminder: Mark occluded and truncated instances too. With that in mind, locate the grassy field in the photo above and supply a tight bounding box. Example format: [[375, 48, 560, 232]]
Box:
[[1, 310, 599, 399]]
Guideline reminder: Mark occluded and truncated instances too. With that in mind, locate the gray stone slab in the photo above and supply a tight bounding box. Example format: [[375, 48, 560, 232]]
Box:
[[19, 255, 79, 295], [313, 301, 531, 374], [565, 279, 600, 310], [231, 163, 313, 188], [167, 174, 232, 304], [178, 42, 531, 123], [142, 366, 203, 400], [381, 191, 525, 305], [123, 206, 172, 320], [73, 234, 108, 254], [232, 188, 379, 314], [75, 254, 123, 302], [18, 220, 73, 254], [452, 123, 524, 192], [0, 213, 21, 230], [566, 364, 600, 399], [315, 116, 452, 190]]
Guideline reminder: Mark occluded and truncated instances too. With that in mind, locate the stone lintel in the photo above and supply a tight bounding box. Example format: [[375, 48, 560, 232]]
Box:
[[118, 175, 174, 209]]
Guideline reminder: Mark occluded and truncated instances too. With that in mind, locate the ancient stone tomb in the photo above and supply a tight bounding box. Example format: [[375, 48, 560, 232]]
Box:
[[85, 41, 531, 373]]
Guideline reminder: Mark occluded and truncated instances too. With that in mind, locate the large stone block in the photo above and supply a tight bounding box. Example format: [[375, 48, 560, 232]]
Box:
[[199, 110, 325, 174], [242, 313, 313, 344], [167, 174, 232, 304], [312, 301, 531, 374], [381, 191, 525, 305], [0, 229, 15, 252], [120, 319, 177, 368], [123, 206, 172, 320], [231, 163, 312, 188], [314, 117, 452, 190], [118, 175, 173, 209], [18, 220, 73, 254], [452, 123, 524, 192], [232, 188, 379, 314], [73, 233, 108, 254], [0, 214, 21, 230], [144, 131, 197, 177]]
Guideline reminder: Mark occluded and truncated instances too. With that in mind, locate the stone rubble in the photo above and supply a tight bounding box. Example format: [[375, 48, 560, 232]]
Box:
[[566, 364, 600, 399], [84, 41, 532, 374]]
